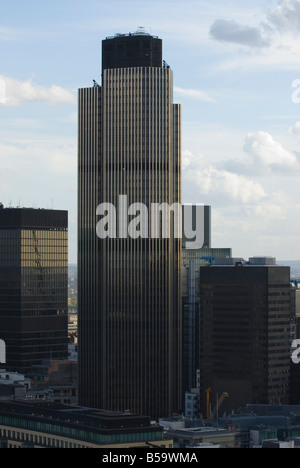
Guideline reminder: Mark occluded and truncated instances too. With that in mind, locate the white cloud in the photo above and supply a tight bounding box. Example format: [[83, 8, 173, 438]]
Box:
[[209, 19, 269, 48], [243, 131, 300, 173], [183, 150, 267, 204], [222, 131, 300, 175], [289, 121, 300, 136], [174, 86, 216, 103], [182, 150, 201, 171], [180, 115, 300, 259], [182, 144, 300, 259], [197, 166, 266, 203], [208, 1, 300, 71], [0, 75, 76, 106], [0, 137, 77, 176], [253, 191, 289, 221], [267, 0, 300, 32]]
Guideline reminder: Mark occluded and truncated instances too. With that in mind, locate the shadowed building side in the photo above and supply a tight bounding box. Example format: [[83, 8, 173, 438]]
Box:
[[78, 32, 182, 420]]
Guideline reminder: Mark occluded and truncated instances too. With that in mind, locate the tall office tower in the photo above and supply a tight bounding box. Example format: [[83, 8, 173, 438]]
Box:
[[199, 258, 291, 415], [78, 32, 182, 419], [181, 205, 232, 397], [0, 207, 68, 374]]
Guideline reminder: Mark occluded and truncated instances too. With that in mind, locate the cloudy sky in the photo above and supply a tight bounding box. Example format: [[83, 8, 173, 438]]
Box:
[[1, 0, 300, 262]]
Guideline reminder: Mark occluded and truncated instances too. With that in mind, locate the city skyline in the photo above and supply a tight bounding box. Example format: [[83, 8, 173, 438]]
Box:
[[1, 0, 300, 263]]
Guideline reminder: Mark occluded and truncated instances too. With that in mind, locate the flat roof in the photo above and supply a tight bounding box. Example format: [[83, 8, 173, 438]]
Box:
[[105, 31, 160, 40], [0, 208, 68, 229], [0, 400, 161, 435]]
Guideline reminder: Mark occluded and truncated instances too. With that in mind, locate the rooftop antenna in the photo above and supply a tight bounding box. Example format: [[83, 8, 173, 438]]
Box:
[[136, 26, 147, 35]]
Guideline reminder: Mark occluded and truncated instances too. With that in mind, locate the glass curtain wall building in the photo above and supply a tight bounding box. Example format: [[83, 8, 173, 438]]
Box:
[[78, 32, 182, 419], [0, 207, 68, 374]]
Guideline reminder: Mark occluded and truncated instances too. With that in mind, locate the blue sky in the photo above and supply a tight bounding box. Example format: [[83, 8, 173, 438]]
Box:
[[1, 0, 300, 262]]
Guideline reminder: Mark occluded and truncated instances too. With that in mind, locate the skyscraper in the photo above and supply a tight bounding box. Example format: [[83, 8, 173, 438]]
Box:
[[78, 31, 182, 419], [181, 206, 232, 399], [0, 207, 68, 374]]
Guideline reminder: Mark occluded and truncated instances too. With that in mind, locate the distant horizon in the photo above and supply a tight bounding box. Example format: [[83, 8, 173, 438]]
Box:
[[68, 259, 300, 265]]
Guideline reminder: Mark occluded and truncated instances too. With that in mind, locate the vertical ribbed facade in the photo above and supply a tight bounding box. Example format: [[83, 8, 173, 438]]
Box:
[[78, 34, 182, 419], [78, 86, 102, 408]]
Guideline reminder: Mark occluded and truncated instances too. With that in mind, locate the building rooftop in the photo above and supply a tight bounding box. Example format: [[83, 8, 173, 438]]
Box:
[[105, 29, 160, 40], [211, 257, 277, 267], [170, 426, 231, 437], [0, 206, 68, 229], [102, 30, 163, 72], [0, 400, 161, 435]]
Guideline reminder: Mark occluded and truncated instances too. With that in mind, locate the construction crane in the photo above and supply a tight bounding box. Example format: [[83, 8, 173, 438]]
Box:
[[205, 387, 212, 420], [212, 392, 229, 419]]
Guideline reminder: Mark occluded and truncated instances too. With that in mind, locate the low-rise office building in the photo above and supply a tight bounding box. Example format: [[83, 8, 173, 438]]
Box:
[[159, 417, 236, 448], [0, 400, 172, 448]]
